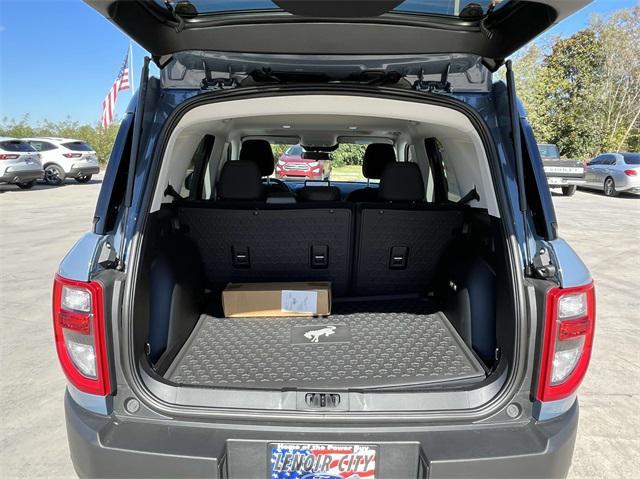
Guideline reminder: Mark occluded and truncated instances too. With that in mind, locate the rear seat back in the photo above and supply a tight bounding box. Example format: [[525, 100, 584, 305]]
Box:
[[178, 205, 353, 296], [177, 160, 465, 299], [179, 160, 353, 296], [354, 163, 465, 296]]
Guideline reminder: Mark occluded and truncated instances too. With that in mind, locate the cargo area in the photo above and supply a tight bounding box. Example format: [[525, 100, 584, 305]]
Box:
[[129, 99, 518, 406], [164, 298, 486, 390]]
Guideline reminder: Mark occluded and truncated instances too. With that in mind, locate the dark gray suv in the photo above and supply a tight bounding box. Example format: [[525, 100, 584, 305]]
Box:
[[55, 1, 595, 478]]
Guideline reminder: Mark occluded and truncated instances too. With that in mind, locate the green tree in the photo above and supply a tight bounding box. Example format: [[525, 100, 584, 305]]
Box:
[[529, 30, 605, 158], [513, 6, 640, 158], [591, 6, 640, 153]]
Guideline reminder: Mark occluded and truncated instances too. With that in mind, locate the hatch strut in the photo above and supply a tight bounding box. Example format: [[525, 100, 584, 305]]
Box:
[[117, 56, 150, 271], [505, 59, 532, 274]]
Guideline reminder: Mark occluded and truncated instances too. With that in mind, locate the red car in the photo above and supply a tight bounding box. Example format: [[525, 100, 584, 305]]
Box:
[[275, 145, 332, 180]]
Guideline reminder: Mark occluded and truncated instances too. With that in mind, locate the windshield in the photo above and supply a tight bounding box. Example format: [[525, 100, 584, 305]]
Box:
[[622, 153, 640, 165], [158, 0, 507, 17], [0, 140, 37, 152], [538, 144, 560, 160], [285, 145, 305, 156]]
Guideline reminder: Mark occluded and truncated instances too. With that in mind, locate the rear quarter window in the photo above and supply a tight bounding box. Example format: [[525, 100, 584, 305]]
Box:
[[0, 140, 36, 152], [28, 141, 56, 152], [62, 141, 93, 152]]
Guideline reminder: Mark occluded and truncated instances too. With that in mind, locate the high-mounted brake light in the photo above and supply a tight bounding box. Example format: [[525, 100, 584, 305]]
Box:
[[624, 169, 637, 177], [537, 283, 595, 402], [62, 153, 82, 158], [52, 275, 111, 395]]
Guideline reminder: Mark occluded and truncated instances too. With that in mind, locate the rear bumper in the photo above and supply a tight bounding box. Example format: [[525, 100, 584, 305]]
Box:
[[546, 176, 586, 187], [69, 165, 100, 177], [0, 168, 43, 184], [275, 171, 324, 180], [65, 391, 579, 479]]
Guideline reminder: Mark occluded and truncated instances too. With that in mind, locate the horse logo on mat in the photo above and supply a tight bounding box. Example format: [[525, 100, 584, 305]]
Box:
[[303, 326, 337, 343]]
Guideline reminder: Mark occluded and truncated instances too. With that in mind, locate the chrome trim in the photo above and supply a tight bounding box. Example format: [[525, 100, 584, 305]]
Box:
[[547, 239, 592, 288], [533, 395, 576, 421], [58, 232, 105, 281], [67, 384, 112, 416]]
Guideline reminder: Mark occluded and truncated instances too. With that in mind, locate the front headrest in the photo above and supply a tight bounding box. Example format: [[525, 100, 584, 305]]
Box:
[[378, 163, 425, 202], [297, 186, 341, 202], [362, 143, 396, 179], [239, 139, 275, 176], [218, 161, 264, 200]]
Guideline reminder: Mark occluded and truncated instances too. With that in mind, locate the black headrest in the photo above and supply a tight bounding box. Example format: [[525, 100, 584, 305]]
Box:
[[362, 143, 396, 179], [217, 161, 264, 200], [297, 186, 341, 202], [239, 139, 275, 176], [378, 163, 425, 202]]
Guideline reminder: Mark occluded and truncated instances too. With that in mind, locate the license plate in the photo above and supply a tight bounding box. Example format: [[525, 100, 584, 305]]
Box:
[[547, 177, 565, 185], [270, 443, 377, 478]]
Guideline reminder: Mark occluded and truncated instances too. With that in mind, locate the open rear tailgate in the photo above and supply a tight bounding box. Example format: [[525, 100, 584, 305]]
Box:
[[85, 1, 592, 65]]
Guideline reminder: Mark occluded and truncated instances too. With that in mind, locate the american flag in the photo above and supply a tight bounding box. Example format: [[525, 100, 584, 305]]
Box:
[[100, 52, 130, 128]]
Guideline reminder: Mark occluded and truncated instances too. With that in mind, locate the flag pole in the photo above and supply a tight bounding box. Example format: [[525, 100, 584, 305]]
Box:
[[129, 41, 135, 93]]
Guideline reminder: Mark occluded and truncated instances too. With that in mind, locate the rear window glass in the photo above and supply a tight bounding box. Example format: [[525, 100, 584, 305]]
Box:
[[163, 0, 507, 17], [0, 140, 36, 152], [62, 141, 93, 152], [538, 144, 560, 160], [272, 142, 377, 183], [622, 153, 640, 165]]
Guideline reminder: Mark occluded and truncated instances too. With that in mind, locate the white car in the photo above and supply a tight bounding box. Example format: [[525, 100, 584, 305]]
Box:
[[24, 137, 100, 185], [0, 137, 43, 189]]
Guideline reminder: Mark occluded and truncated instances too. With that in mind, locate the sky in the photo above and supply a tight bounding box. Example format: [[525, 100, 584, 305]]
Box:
[[0, 0, 637, 125]]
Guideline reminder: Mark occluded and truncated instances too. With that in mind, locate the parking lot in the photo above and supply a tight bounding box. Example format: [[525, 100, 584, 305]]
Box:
[[0, 178, 638, 478]]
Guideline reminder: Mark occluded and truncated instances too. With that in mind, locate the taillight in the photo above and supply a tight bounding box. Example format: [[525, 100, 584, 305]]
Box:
[[62, 153, 82, 158], [537, 283, 595, 402], [624, 169, 637, 176], [52, 275, 111, 395], [0, 154, 20, 160]]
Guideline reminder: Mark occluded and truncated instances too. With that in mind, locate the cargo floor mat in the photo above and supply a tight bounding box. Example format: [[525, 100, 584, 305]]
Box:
[[164, 298, 486, 389]]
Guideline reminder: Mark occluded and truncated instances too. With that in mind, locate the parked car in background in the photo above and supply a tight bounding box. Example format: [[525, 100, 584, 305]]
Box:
[[538, 143, 585, 196], [0, 137, 43, 189], [275, 144, 332, 180], [24, 137, 100, 186], [583, 152, 640, 197]]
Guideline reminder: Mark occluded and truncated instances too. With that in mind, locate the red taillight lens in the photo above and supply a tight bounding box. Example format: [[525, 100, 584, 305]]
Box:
[[62, 153, 82, 158], [0, 154, 20, 160], [52, 275, 111, 396], [537, 283, 595, 402], [624, 169, 637, 176]]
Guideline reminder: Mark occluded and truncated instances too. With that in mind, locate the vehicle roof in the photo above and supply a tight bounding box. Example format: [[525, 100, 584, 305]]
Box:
[[23, 137, 87, 144], [0, 137, 19, 142]]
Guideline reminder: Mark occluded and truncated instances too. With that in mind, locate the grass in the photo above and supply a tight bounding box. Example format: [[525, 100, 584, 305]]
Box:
[[329, 165, 367, 182]]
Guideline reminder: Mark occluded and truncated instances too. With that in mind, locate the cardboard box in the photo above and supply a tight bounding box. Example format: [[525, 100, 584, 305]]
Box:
[[222, 282, 331, 318]]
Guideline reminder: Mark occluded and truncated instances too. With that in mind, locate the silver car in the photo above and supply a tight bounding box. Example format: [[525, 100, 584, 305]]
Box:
[[583, 152, 640, 197], [0, 137, 43, 189]]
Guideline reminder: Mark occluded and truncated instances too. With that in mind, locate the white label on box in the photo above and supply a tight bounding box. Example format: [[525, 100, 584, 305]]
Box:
[[281, 290, 317, 314]]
